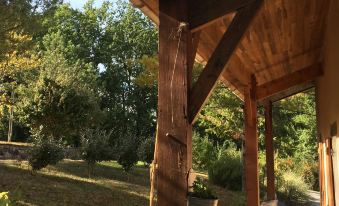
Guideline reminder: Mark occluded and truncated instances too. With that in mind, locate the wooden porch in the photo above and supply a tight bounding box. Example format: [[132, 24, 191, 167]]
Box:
[[130, 0, 332, 205]]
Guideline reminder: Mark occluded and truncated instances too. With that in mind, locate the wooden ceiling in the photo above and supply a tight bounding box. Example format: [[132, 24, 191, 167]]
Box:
[[131, 0, 330, 101]]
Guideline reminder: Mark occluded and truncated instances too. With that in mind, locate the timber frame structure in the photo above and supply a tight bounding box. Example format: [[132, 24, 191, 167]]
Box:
[[130, 0, 339, 205]]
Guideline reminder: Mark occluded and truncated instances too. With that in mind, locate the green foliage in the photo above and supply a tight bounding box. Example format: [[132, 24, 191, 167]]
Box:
[[208, 148, 243, 191], [80, 128, 113, 177], [117, 136, 139, 172], [137, 137, 155, 165], [192, 132, 218, 170], [0, 0, 62, 61], [270, 91, 317, 158], [16, 31, 101, 144], [195, 83, 243, 144], [28, 135, 64, 171], [189, 178, 217, 199], [276, 171, 309, 205]]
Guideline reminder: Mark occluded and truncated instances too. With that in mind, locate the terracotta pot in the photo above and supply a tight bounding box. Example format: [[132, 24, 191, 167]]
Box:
[[187, 196, 218, 206]]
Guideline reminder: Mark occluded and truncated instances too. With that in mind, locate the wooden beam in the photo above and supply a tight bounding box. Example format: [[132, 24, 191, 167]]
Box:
[[187, 32, 200, 182], [130, 0, 159, 25], [264, 101, 275, 201], [157, 1, 192, 206], [244, 76, 259, 206], [188, 0, 263, 123], [256, 63, 323, 100], [259, 81, 315, 104], [189, 0, 255, 32]]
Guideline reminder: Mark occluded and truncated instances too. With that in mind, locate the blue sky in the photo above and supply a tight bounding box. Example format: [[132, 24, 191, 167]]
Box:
[[66, 0, 104, 9]]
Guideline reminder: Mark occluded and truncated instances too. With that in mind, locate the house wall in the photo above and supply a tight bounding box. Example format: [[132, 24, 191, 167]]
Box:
[[316, 0, 339, 139], [316, 0, 339, 205]]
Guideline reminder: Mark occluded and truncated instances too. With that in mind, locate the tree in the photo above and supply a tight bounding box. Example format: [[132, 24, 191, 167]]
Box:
[[16, 31, 101, 145], [0, 32, 39, 142], [98, 2, 158, 159], [0, 0, 62, 61]]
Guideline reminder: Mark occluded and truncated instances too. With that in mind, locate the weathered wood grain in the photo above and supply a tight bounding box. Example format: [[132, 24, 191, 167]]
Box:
[[157, 1, 193, 205]]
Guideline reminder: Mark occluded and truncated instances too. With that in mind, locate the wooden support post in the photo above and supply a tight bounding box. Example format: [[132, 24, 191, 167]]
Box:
[[319, 140, 325, 206], [244, 76, 259, 206], [326, 138, 335, 206], [157, 1, 193, 206], [264, 101, 275, 201]]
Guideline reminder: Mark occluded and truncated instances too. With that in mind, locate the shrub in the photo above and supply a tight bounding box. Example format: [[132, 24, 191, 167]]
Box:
[[117, 136, 139, 172], [138, 137, 155, 165], [276, 171, 309, 205], [80, 128, 113, 177], [28, 137, 64, 171], [208, 149, 242, 191], [193, 133, 218, 170], [189, 177, 217, 199]]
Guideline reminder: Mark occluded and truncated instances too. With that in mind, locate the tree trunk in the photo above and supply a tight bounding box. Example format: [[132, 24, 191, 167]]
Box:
[[7, 85, 14, 142]]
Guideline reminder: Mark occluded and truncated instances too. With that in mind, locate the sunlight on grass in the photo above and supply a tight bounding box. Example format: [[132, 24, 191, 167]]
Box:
[[0, 160, 244, 206], [0, 160, 149, 206]]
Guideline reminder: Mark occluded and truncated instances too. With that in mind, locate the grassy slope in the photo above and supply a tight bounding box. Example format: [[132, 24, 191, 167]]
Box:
[[0, 160, 244, 206]]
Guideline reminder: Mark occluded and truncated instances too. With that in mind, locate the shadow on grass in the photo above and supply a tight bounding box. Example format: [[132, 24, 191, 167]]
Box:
[[0, 162, 148, 206], [51, 160, 150, 187]]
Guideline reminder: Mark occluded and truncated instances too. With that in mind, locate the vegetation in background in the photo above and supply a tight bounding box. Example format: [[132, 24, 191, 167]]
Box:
[[276, 171, 310, 205], [208, 148, 243, 191], [28, 135, 64, 171], [189, 177, 217, 199], [80, 128, 113, 177], [138, 137, 155, 166]]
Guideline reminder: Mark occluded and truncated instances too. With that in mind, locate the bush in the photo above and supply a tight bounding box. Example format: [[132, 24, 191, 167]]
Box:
[[276, 171, 309, 205], [208, 149, 242, 191], [193, 133, 218, 170], [28, 137, 64, 171], [118, 136, 139, 172], [138, 137, 155, 165], [189, 177, 217, 199], [80, 128, 113, 177]]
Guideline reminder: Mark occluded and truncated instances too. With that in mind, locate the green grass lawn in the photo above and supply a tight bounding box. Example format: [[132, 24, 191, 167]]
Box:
[[0, 160, 244, 206]]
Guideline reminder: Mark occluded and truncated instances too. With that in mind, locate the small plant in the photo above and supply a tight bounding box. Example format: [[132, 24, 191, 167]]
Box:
[[276, 171, 309, 205], [192, 133, 218, 170], [137, 137, 155, 166], [189, 178, 217, 200], [0, 192, 10, 206], [80, 128, 113, 177], [28, 137, 64, 171], [208, 149, 242, 191], [117, 136, 139, 172]]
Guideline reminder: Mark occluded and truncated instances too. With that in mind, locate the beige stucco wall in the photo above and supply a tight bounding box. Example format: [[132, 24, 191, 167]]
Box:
[[316, 0, 339, 139]]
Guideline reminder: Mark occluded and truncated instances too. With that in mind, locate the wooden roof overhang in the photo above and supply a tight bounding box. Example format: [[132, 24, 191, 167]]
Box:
[[131, 0, 329, 121]]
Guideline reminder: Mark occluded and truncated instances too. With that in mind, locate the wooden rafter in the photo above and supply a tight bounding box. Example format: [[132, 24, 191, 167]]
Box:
[[188, 0, 263, 124], [256, 63, 323, 100], [130, 0, 159, 24], [189, 0, 255, 32]]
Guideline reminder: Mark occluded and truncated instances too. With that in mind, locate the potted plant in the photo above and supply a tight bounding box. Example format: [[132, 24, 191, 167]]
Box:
[[188, 177, 218, 206]]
